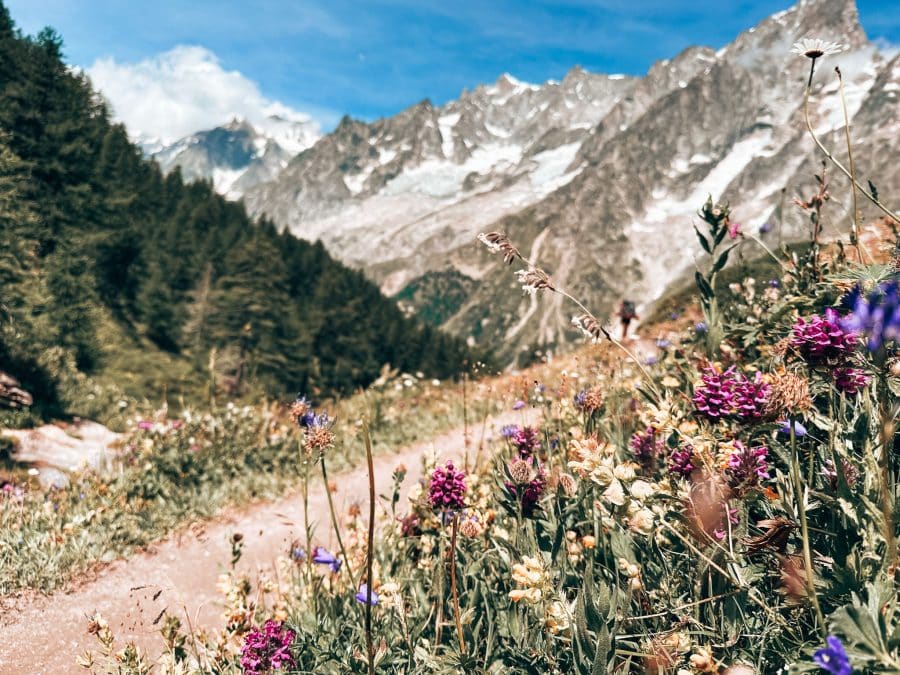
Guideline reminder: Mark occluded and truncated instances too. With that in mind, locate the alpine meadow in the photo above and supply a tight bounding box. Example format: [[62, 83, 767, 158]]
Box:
[[0, 0, 899, 674]]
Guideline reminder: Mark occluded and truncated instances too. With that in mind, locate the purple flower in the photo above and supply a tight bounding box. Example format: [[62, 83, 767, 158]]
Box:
[[791, 309, 858, 365], [813, 635, 851, 675], [290, 546, 306, 562], [693, 365, 770, 423], [508, 426, 541, 458], [840, 281, 900, 354], [512, 400, 526, 410], [668, 446, 695, 478], [769, 278, 780, 288], [500, 424, 519, 439], [428, 461, 467, 511], [355, 583, 379, 606], [312, 546, 342, 573], [822, 458, 859, 491], [505, 467, 546, 515], [725, 441, 770, 492], [656, 338, 671, 349], [833, 367, 871, 396], [777, 419, 807, 438], [301, 411, 332, 429], [240, 620, 296, 674], [759, 222, 774, 234], [573, 390, 588, 411], [695, 322, 709, 334], [630, 427, 663, 467], [644, 355, 658, 366]]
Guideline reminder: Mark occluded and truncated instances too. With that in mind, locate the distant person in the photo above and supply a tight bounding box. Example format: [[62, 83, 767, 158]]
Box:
[[618, 300, 638, 340]]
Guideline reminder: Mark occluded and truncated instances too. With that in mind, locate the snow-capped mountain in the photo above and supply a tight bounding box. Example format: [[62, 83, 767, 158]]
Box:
[[149, 115, 320, 199], [240, 0, 899, 362]]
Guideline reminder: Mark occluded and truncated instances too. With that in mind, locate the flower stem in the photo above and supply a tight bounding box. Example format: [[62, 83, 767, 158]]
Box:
[[835, 66, 867, 263], [449, 513, 466, 655], [320, 456, 358, 598], [790, 418, 827, 638], [802, 60, 899, 222], [363, 423, 376, 675], [878, 376, 897, 573]]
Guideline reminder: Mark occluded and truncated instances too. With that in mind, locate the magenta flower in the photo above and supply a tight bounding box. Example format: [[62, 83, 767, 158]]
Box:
[[725, 441, 770, 492], [728, 221, 742, 239], [668, 445, 695, 478], [630, 427, 664, 467], [833, 367, 870, 396], [240, 620, 296, 674], [428, 461, 467, 511], [508, 425, 542, 458], [505, 465, 546, 515], [790, 309, 858, 365], [693, 365, 770, 423]]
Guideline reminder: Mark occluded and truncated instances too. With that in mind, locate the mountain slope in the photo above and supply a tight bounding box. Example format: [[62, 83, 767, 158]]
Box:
[[244, 0, 897, 363], [0, 3, 477, 420]]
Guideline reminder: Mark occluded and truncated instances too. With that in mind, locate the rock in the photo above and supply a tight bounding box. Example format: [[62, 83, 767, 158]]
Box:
[[0, 371, 33, 408], [1, 420, 121, 475]]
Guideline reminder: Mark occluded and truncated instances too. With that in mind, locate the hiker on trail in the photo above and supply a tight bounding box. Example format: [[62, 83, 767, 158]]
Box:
[[618, 300, 638, 339]]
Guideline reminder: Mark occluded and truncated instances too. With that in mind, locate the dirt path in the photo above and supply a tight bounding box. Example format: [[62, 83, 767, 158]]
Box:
[[0, 410, 535, 674]]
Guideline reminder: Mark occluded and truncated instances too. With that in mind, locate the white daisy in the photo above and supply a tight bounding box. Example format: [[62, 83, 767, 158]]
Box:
[[791, 38, 844, 60]]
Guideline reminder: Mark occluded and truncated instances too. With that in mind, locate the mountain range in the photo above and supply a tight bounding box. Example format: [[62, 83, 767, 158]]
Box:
[[149, 0, 900, 363]]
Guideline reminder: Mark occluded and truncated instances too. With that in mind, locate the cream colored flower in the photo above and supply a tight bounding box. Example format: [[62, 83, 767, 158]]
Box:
[[630, 479, 656, 501], [791, 38, 843, 60]]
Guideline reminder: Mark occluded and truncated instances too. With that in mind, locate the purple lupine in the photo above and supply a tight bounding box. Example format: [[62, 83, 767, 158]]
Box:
[[813, 635, 851, 675], [840, 280, 900, 354], [668, 446, 695, 478], [833, 367, 871, 396], [355, 583, 379, 606], [630, 427, 663, 467], [732, 371, 771, 422], [312, 547, 342, 573], [240, 620, 296, 674], [428, 461, 467, 511], [790, 309, 858, 365], [725, 441, 770, 491]]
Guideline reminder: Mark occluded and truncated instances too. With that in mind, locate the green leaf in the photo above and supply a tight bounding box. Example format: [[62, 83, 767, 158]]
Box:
[[694, 226, 712, 254], [711, 245, 735, 275], [591, 623, 610, 675]]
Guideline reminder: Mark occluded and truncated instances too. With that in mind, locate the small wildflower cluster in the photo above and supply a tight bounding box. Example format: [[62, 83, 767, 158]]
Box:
[[502, 424, 542, 458], [240, 620, 296, 675], [509, 555, 550, 604], [629, 427, 664, 467], [723, 440, 770, 494], [790, 309, 858, 365], [292, 395, 335, 454], [428, 461, 467, 511], [692, 365, 770, 422]]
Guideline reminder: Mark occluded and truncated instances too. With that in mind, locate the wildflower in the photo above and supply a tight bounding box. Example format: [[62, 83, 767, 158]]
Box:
[[459, 516, 484, 538], [725, 441, 770, 488], [574, 386, 603, 413], [557, 473, 578, 497], [791, 38, 844, 60], [813, 635, 851, 675], [776, 419, 807, 438], [759, 222, 774, 234], [428, 461, 467, 511], [572, 313, 610, 342], [508, 425, 541, 458], [545, 600, 571, 634], [790, 310, 858, 365], [630, 427, 663, 467], [312, 547, 342, 573], [289, 395, 311, 425], [839, 281, 900, 354], [766, 371, 813, 417], [506, 465, 546, 515], [657, 338, 671, 349], [516, 267, 554, 295], [301, 410, 335, 453], [240, 620, 296, 675], [695, 321, 708, 334], [509, 555, 548, 604], [500, 424, 518, 438], [512, 399, 526, 410], [477, 231, 520, 265], [693, 365, 769, 422], [669, 445, 695, 478], [508, 458, 535, 485], [728, 221, 741, 239], [355, 583, 379, 606], [833, 367, 871, 395], [289, 543, 306, 562]]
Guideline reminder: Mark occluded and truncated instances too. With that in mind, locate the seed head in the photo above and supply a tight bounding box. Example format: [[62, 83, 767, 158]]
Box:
[[477, 231, 520, 265]]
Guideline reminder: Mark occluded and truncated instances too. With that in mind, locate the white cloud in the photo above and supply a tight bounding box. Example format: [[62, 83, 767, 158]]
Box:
[[86, 45, 321, 144]]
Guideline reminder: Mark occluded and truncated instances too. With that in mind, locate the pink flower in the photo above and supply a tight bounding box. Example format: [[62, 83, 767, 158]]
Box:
[[428, 461, 467, 511], [240, 619, 296, 674], [833, 367, 870, 396], [728, 221, 742, 239], [790, 310, 858, 365]]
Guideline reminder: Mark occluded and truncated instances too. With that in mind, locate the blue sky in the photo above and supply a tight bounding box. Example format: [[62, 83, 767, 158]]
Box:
[[5, 0, 898, 139]]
